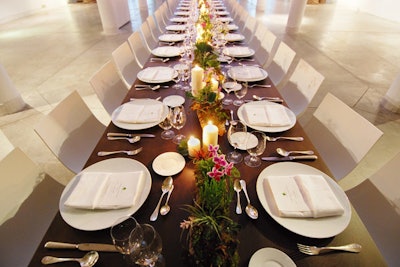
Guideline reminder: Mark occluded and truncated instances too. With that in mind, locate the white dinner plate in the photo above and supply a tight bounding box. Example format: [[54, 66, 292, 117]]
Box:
[[158, 34, 186, 43], [111, 99, 169, 130], [237, 101, 296, 133], [137, 66, 178, 83], [249, 247, 296, 267], [256, 162, 351, 238], [151, 46, 183, 57], [216, 11, 229, 16], [174, 11, 189, 16], [165, 24, 187, 32], [217, 17, 234, 23], [152, 152, 186, 176], [229, 132, 257, 150], [170, 17, 188, 23], [227, 24, 239, 31], [59, 158, 152, 231], [228, 65, 268, 82], [224, 33, 245, 42], [223, 47, 255, 58], [163, 95, 185, 107]]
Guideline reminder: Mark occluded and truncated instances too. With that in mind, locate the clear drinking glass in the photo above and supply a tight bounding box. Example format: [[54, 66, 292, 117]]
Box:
[[233, 81, 248, 106], [170, 105, 187, 144], [129, 224, 163, 267], [226, 120, 247, 164], [110, 216, 143, 255], [244, 131, 266, 168], [158, 108, 175, 140]]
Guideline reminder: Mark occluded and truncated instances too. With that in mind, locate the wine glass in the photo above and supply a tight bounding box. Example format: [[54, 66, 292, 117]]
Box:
[[226, 120, 247, 164], [158, 108, 175, 140], [173, 64, 184, 90], [110, 216, 142, 255], [170, 105, 187, 144], [233, 81, 248, 106], [129, 224, 163, 267], [244, 131, 266, 168]]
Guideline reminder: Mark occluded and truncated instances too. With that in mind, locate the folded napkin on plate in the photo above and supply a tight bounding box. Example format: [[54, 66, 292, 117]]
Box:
[[116, 102, 163, 124], [244, 104, 291, 127], [64, 171, 145, 210], [263, 174, 345, 218], [224, 46, 252, 57], [230, 66, 264, 80]]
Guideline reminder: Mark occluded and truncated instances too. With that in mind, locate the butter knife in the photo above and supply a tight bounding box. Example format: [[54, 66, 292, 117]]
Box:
[[107, 133, 155, 138], [44, 241, 118, 252], [262, 155, 318, 161]]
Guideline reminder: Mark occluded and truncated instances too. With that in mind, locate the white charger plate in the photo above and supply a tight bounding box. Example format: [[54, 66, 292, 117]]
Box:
[[237, 101, 296, 133], [249, 247, 296, 267], [170, 17, 188, 23], [223, 47, 255, 58], [165, 24, 187, 32], [151, 46, 182, 57], [227, 65, 268, 82], [227, 24, 239, 31], [256, 162, 351, 238], [59, 158, 152, 231], [137, 66, 178, 83], [158, 34, 186, 42], [224, 33, 245, 42], [152, 152, 186, 176], [111, 99, 169, 130]]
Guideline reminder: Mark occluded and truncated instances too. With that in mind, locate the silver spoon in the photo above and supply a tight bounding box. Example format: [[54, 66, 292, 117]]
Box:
[[276, 147, 314, 157], [107, 136, 141, 144], [239, 179, 258, 219], [150, 176, 173, 221], [97, 147, 143, 156], [252, 95, 283, 103], [233, 179, 242, 214], [160, 184, 174, 215], [135, 85, 161, 91], [265, 136, 304, 142], [41, 251, 99, 266]]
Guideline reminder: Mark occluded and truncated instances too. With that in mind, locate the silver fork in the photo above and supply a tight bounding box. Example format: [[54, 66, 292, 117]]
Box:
[[297, 243, 362, 255], [107, 136, 141, 144], [248, 84, 271, 88], [265, 136, 304, 141], [150, 57, 170, 63], [97, 147, 143, 156]]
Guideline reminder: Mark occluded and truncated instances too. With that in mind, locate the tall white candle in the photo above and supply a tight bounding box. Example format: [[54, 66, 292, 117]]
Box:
[[187, 136, 201, 157], [191, 65, 204, 96], [202, 121, 218, 151]]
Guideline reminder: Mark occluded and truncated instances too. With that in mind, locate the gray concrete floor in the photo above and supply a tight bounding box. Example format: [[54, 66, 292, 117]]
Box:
[[0, 0, 399, 191]]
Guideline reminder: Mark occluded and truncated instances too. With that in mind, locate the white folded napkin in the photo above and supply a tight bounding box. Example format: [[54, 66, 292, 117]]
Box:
[[224, 46, 252, 57], [64, 171, 145, 210], [224, 33, 243, 41], [139, 67, 174, 82], [116, 103, 163, 124], [230, 66, 264, 80], [263, 174, 345, 218], [244, 104, 291, 127]]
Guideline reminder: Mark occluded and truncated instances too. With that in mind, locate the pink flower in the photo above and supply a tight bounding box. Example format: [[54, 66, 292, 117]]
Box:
[[207, 166, 224, 181], [213, 154, 227, 169], [208, 144, 219, 157], [224, 162, 234, 176]]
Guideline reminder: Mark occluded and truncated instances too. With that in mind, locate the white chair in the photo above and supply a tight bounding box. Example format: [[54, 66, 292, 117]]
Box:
[[0, 63, 25, 116], [89, 60, 128, 116], [242, 16, 258, 43], [303, 93, 383, 180], [0, 147, 64, 267], [255, 29, 279, 67], [0, 129, 13, 161], [264, 41, 296, 87], [147, 14, 163, 37], [154, 9, 168, 33], [346, 152, 400, 266], [127, 31, 151, 68], [140, 22, 158, 54], [279, 59, 325, 117], [34, 91, 106, 174], [248, 23, 268, 52], [112, 41, 142, 89]]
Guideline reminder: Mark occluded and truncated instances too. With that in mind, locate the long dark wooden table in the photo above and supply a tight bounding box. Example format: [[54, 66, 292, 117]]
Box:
[[29, 4, 387, 266]]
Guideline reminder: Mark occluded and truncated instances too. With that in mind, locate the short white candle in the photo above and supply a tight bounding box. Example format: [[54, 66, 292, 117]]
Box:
[[191, 65, 204, 96], [210, 77, 219, 92], [187, 136, 201, 157], [202, 121, 218, 151]]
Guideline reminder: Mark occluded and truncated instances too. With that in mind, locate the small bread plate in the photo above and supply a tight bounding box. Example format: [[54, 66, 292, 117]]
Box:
[[111, 99, 169, 130], [256, 162, 351, 238], [249, 247, 296, 267], [163, 95, 185, 107], [152, 152, 186, 176], [228, 132, 257, 150], [59, 158, 152, 231]]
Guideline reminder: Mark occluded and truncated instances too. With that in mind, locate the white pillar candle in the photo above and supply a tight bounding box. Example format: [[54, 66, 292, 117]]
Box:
[[202, 121, 218, 151], [210, 77, 219, 93], [191, 65, 204, 96], [187, 136, 201, 157]]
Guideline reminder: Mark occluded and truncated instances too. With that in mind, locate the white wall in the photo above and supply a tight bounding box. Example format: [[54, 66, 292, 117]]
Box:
[[337, 0, 400, 23], [0, 0, 67, 24]]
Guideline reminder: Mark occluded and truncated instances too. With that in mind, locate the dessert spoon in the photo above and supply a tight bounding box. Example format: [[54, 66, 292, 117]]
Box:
[[150, 176, 173, 221], [160, 185, 174, 216], [41, 251, 99, 266], [276, 147, 314, 157], [239, 179, 258, 219], [107, 136, 141, 144], [233, 179, 242, 214]]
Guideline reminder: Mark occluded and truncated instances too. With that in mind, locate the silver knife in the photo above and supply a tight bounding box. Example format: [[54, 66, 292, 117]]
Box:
[[107, 133, 155, 138], [262, 155, 318, 161], [44, 241, 118, 252]]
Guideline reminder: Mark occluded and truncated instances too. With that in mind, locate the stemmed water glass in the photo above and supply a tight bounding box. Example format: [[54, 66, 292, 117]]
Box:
[[110, 216, 143, 255], [158, 108, 175, 140], [129, 224, 163, 267], [226, 120, 247, 164], [233, 81, 248, 106], [244, 131, 266, 167], [170, 105, 187, 144]]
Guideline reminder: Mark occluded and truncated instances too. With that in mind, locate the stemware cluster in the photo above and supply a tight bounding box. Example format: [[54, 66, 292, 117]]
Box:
[[111, 216, 163, 267], [159, 105, 187, 144]]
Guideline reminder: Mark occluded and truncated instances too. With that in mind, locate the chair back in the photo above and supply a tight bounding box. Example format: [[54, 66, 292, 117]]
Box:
[[34, 91, 106, 173], [89, 60, 127, 115], [0, 148, 64, 266], [256, 29, 278, 67], [128, 31, 150, 68], [280, 59, 325, 116], [304, 93, 383, 180], [140, 22, 158, 53], [264, 41, 296, 87], [112, 41, 142, 88], [242, 16, 257, 42]]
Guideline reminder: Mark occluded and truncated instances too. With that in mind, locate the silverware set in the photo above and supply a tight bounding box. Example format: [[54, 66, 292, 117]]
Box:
[[150, 176, 174, 221], [233, 179, 258, 219], [97, 133, 156, 157]]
